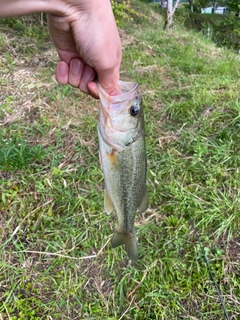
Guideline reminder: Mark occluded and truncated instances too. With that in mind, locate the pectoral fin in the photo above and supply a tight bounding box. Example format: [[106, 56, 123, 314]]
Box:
[[138, 187, 149, 213], [104, 190, 114, 215]]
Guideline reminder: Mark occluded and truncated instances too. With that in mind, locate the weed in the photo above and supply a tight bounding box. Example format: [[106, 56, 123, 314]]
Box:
[[0, 135, 46, 171]]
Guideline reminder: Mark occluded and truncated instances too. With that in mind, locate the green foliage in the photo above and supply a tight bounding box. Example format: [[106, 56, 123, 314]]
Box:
[[111, 0, 147, 25], [196, 0, 209, 12], [183, 13, 240, 51], [0, 15, 49, 40], [111, 0, 131, 23], [227, 0, 240, 13], [0, 135, 46, 171]]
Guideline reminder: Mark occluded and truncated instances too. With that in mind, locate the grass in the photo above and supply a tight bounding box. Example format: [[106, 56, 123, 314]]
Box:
[[0, 5, 240, 320]]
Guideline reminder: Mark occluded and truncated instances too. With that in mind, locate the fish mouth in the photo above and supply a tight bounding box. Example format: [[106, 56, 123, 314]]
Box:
[[97, 81, 139, 103]]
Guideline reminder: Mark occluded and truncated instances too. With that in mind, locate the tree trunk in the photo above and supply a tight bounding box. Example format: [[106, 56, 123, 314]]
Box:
[[189, 0, 194, 12], [211, 0, 217, 13], [159, 0, 165, 9], [164, 0, 180, 29], [164, 0, 173, 29]]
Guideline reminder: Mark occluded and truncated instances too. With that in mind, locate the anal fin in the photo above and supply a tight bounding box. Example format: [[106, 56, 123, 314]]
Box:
[[104, 189, 114, 215], [138, 186, 149, 213]]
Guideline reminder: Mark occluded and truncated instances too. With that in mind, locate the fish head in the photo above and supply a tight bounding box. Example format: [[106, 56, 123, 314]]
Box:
[[98, 81, 144, 150]]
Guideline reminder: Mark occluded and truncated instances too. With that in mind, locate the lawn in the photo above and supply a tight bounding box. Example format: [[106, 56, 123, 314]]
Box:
[[0, 3, 239, 319]]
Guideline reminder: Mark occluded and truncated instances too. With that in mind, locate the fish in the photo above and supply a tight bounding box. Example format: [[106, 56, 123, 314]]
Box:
[[97, 80, 148, 261]]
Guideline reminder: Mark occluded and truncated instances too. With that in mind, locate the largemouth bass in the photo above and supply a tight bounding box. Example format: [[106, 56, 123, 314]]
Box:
[[97, 81, 148, 261]]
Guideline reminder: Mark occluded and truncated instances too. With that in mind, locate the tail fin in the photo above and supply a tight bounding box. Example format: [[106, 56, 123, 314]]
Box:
[[111, 229, 138, 262]]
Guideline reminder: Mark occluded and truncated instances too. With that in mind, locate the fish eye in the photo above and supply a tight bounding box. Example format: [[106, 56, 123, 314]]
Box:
[[129, 105, 140, 117]]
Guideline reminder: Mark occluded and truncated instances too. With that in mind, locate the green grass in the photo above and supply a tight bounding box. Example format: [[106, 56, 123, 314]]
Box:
[[0, 3, 240, 319]]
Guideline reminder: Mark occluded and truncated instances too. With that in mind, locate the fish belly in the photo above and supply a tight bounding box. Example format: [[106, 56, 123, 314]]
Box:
[[98, 129, 148, 261]]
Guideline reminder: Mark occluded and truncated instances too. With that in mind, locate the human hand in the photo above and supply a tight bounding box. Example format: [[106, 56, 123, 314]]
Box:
[[48, 0, 122, 98]]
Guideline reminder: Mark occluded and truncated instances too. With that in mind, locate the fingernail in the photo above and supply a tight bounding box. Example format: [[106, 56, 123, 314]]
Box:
[[71, 60, 82, 75], [83, 65, 94, 81], [58, 63, 67, 76]]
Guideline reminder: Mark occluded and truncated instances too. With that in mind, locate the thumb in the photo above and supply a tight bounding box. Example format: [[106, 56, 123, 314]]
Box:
[[98, 69, 120, 95], [87, 66, 120, 99], [87, 77, 119, 99]]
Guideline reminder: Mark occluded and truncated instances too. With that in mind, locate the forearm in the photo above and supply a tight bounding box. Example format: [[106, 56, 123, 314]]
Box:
[[0, 0, 53, 17], [0, 0, 97, 18]]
